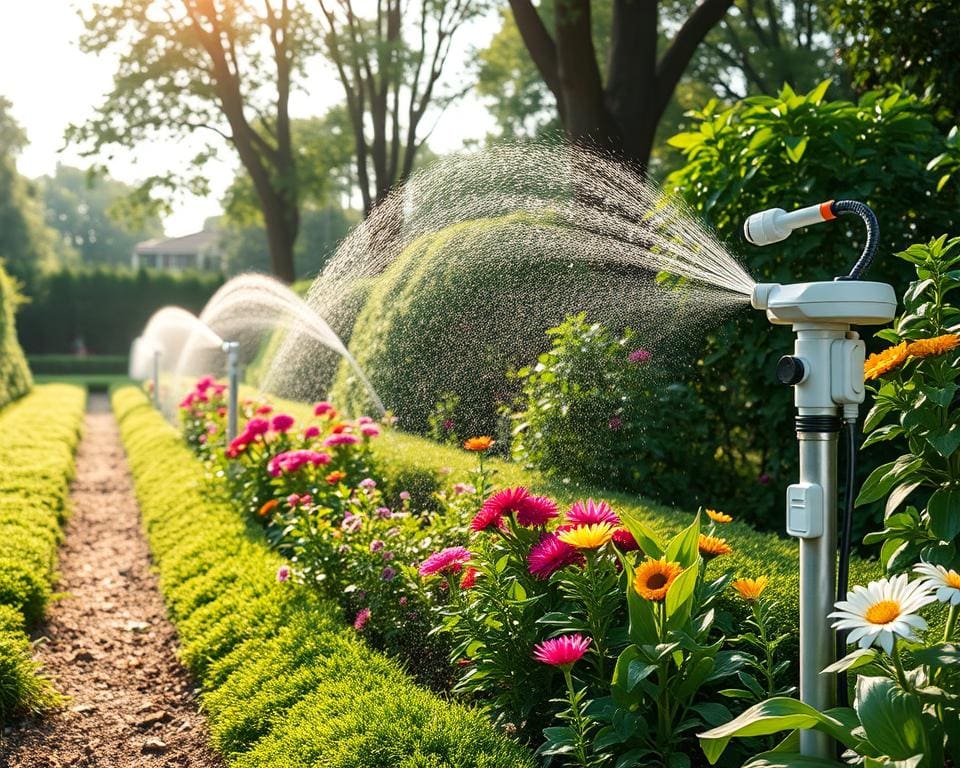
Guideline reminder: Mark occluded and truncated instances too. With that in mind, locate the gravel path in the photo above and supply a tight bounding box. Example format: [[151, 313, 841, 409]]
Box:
[[0, 394, 223, 767]]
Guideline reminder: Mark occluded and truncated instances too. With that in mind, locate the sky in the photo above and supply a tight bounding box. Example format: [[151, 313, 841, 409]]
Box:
[[0, 1, 496, 236]]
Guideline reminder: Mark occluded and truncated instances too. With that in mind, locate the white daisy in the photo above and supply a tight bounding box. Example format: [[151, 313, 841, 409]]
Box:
[[828, 574, 935, 655], [914, 561, 960, 606]]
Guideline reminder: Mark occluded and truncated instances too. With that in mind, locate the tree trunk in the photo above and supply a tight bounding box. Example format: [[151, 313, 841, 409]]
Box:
[[261, 198, 298, 283]]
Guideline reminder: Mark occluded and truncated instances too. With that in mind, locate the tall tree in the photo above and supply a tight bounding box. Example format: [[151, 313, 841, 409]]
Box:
[[70, 0, 317, 282], [315, 0, 484, 214], [506, 0, 734, 168]]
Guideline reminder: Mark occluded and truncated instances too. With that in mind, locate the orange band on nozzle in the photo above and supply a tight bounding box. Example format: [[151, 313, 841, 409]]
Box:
[[820, 200, 836, 220]]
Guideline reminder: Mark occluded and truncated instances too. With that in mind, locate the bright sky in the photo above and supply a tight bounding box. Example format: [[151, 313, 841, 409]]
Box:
[[0, 1, 496, 236]]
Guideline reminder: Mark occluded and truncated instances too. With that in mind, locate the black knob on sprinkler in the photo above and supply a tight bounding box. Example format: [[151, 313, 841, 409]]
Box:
[[777, 355, 805, 386]]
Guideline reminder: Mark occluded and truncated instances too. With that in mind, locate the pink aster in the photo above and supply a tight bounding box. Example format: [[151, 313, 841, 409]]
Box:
[[612, 527, 641, 552], [196, 375, 215, 392], [357, 416, 374, 425], [419, 546, 472, 577], [516, 495, 559, 527], [256, 405, 273, 416], [473, 487, 530, 531], [314, 401, 335, 416], [303, 425, 321, 439], [628, 349, 652, 364], [353, 607, 371, 631], [470, 504, 507, 533], [528, 533, 584, 580], [276, 565, 291, 582], [534, 634, 591, 668], [271, 413, 295, 433], [324, 433, 361, 447], [360, 424, 381, 438], [566, 499, 621, 527], [246, 417, 270, 436]]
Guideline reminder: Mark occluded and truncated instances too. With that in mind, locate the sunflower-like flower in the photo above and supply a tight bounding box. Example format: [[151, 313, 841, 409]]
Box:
[[463, 436, 494, 452], [732, 576, 769, 602], [705, 508, 732, 524], [914, 561, 960, 605], [633, 558, 684, 602], [558, 522, 615, 550], [698, 534, 732, 560], [829, 574, 935, 654], [864, 341, 909, 381], [906, 333, 960, 359]]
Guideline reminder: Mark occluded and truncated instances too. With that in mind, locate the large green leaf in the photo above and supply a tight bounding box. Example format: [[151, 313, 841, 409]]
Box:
[[625, 564, 659, 646], [856, 457, 923, 507], [665, 512, 701, 568], [928, 488, 960, 541], [856, 676, 928, 760], [666, 562, 700, 626], [618, 508, 663, 559], [743, 755, 845, 768]]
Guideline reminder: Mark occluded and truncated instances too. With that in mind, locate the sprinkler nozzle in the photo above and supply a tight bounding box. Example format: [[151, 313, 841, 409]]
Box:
[[744, 202, 836, 246]]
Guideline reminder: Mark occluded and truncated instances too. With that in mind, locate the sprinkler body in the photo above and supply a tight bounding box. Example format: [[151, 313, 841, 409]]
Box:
[[747, 202, 896, 759], [223, 341, 240, 443]]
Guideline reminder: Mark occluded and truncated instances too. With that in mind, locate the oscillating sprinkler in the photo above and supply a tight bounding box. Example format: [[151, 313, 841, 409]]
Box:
[[223, 341, 240, 443], [746, 200, 897, 759]]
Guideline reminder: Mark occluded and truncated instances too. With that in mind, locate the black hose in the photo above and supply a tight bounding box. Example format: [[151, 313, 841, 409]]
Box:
[[832, 200, 880, 280], [836, 418, 857, 707]]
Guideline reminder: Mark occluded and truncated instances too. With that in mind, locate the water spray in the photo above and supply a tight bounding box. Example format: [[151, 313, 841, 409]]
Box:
[[223, 341, 240, 442], [152, 349, 161, 408], [747, 200, 896, 759]]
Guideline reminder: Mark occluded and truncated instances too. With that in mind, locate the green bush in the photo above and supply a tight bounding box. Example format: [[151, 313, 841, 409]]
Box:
[[27, 354, 128, 375], [664, 81, 960, 525], [16, 267, 223, 355], [0, 264, 32, 408], [111, 386, 535, 767]]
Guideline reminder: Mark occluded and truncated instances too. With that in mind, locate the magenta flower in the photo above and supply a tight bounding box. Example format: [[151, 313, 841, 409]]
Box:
[[528, 533, 584, 580], [453, 482, 476, 496], [608, 415, 623, 431], [255, 404, 273, 416], [377, 507, 392, 519], [324, 434, 361, 447], [534, 633, 591, 668], [612, 528, 641, 552], [341, 514, 362, 533], [472, 487, 530, 532], [399, 491, 411, 501], [370, 539, 384, 552], [381, 566, 397, 581], [361, 424, 381, 437], [357, 416, 374, 425], [276, 565, 291, 583], [566, 499, 621, 527], [353, 607, 371, 631], [628, 349, 652, 364], [419, 546, 472, 577], [267, 450, 332, 476], [314, 401, 335, 416], [246, 417, 270, 436], [303, 425, 321, 439], [271, 413, 295, 433], [359, 478, 377, 490], [196, 375, 215, 392], [287, 494, 301, 507], [516, 495, 559, 527], [470, 504, 507, 533]]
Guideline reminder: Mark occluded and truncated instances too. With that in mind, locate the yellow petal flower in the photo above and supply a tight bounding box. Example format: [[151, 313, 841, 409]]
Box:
[[633, 558, 684, 602], [732, 576, 769, 602], [558, 522, 615, 550]]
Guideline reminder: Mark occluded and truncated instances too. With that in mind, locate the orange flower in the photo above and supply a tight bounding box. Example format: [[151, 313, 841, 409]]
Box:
[[633, 558, 684, 602], [864, 342, 909, 381], [906, 333, 960, 360], [698, 534, 732, 560], [705, 508, 732, 524], [258, 499, 280, 518], [732, 576, 769, 602], [326, 470, 347, 485], [463, 436, 494, 452]]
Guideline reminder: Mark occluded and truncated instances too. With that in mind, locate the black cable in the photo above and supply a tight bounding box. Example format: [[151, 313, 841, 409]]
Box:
[[836, 419, 857, 708], [832, 200, 880, 280]]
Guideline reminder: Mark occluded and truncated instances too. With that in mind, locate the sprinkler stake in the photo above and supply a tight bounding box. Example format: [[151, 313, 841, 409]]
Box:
[[223, 341, 240, 443]]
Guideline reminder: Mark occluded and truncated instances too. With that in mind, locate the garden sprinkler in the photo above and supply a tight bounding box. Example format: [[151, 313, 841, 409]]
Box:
[[223, 341, 240, 443], [746, 200, 896, 759]]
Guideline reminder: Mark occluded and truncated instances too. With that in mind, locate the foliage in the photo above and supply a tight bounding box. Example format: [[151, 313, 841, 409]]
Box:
[[0, 605, 61, 725], [0, 265, 32, 408], [16, 267, 223, 355], [665, 81, 960, 526], [113, 385, 534, 766], [857, 237, 960, 572], [27, 354, 128, 376]]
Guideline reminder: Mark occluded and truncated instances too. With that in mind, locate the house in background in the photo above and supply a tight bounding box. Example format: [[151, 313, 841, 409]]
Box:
[[132, 230, 222, 271]]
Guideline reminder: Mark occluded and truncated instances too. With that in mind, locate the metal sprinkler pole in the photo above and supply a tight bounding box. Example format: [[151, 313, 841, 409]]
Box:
[[224, 342, 240, 443], [152, 349, 161, 408]]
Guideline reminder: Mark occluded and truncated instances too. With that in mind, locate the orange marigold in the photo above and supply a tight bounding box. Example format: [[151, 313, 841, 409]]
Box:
[[698, 534, 732, 560], [906, 333, 960, 360], [864, 342, 909, 381], [732, 576, 769, 602], [326, 470, 347, 485], [633, 558, 684, 602], [258, 498, 280, 518], [463, 436, 495, 452], [705, 508, 732, 524]]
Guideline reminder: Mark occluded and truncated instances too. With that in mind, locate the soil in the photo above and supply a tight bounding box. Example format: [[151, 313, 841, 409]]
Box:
[[0, 394, 223, 767]]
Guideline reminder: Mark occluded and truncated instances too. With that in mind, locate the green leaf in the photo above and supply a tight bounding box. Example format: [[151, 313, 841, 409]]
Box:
[[856, 676, 928, 760], [927, 425, 960, 459], [665, 512, 701, 568], [625, 569, 659, 646], [885, 482, 922, 518], [856, 457, 923, 507], [743, 754, 846, 767], [862, 424, 904, 449], [784, 135, 809, 163], [928, 488, 960, 541], [821, 648, 877, 674], [667, 132, 704, 149], [618, 509, 663, 558], [666, 562, 699, 622], [808, 79, 831, 105]]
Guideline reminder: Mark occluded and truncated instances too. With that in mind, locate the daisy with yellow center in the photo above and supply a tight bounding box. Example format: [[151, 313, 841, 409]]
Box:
[[698, 534, 732, 560], [732, 576, 769, 602], [633, 558, 684, 602], [558, 522, 615, 550], [914, 561, 960, 606], [905, 333, 960, 360], [705, 508, 732, 524], [828, 574, 935, 654], [864, 341, 909, 381]]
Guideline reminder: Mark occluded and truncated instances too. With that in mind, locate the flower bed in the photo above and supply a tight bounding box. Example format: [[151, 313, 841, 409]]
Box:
[[0, 383, 86, 722], [112, 386, 534, 767]]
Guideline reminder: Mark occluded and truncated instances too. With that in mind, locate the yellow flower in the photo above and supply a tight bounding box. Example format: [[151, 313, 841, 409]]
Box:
[[906, 333, 960, 360], [558, 522, 615, 550], [705, 508, 732, 524], [633, 558, 684, 602], [864, 342, 909, 381], [463, 436, 494, 452], [732, 576, 769, 602], [698, 534, 732, 560]]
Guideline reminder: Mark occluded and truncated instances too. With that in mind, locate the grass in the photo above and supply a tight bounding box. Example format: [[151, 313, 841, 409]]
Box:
[[34, 374, 133, 392]]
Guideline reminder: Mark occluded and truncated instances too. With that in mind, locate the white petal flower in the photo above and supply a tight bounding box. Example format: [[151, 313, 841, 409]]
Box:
[[914, 561, 960, 606], [828, 574, 935, 655]]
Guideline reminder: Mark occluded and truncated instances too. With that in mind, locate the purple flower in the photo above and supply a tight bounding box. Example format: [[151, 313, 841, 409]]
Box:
[[453, 482, 476, 496], [377, 507, 392, 519], [382, 551, 395, 561], [759, 473, 772, 486], [443, 419, 454, 431], [341, 514, 362, 533], [608, 415, 623, 431], [353, 607, 371, 631], [628, 349, 653, 364], [381, 566, 397, 581], [370, 539, 385, 552], [276, 565, 291, 582], [359, 478, 377, 490]]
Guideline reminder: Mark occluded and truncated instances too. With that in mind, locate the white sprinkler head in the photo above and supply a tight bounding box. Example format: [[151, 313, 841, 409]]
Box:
[[750, 281, 897, 327], [744, 202, 837, 246]]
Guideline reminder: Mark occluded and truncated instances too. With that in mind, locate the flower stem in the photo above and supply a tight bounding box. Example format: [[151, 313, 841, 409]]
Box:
[[891, 641, 911, 690], [563, 667, 592, 768], [944, 604, 959, 643]]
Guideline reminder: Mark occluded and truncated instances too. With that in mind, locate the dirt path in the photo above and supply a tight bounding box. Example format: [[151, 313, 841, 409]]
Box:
[[0, 394, 223, 767]]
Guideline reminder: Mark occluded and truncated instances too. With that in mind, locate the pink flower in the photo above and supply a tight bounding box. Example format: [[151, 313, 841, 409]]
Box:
[[377, 507, 392, 519], [460, 567, 478, 589], [370, 539, 384, 552], [381, 566, 397, 581], [516, 495, 559, 527], [303, 425, 321, 439], [357, 416, 374, 425], [256, 404, 273, 416], [196, 375, 215, 392], [470, 504, 507, 533], [399, 491, 411, 501], [628, 349, 652, 364], [271, 413, 295, 433], [534, 633, 591, 668], [359, 478, 377, 490], [314, 401, 334, 416], [267, 450, 332, 476], [361, 424, 381, 437], [341, 514, 362, 533], [246, 418, 270, 436], [608, 415, 623, 431], [528, 533, 584, 580], [566, 499, 620, 527], [612, 528, 640, 552], [419, 546, 472, 577], [353, 607, 371, 631], [453, 482, 476, 496], [324, 434, 361, 447], [276, 565, 291, 582], [472, 487, 530, 532]]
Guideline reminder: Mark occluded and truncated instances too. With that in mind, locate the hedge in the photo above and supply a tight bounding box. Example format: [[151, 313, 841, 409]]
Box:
[[28, 354, 129, 376], [0, 264, 32, 409], [0, 383, 86, 721], [111, 386, 535, 768]]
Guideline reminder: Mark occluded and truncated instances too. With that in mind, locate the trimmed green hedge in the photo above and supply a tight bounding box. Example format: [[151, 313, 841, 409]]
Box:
[[0, 383, 85, 722], [112, 386, 535, 768], [0, 264, 32, 408], [28, 354, 128, 375]]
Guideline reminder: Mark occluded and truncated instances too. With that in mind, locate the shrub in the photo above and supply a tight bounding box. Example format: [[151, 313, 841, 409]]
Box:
[[0, 264, 31, 408], [27, 354, 128, 375], [0, 605, 60, 723]]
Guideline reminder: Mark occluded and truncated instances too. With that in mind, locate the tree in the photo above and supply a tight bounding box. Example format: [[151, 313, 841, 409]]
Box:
[[315, 0, 485, 214], [40, 165, 163, 267], [70, 0, 318, 282], [506, 0, 734, 169]]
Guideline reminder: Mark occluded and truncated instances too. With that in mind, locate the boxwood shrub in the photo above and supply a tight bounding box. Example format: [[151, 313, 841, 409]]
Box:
[[0, 264, 32, 409]]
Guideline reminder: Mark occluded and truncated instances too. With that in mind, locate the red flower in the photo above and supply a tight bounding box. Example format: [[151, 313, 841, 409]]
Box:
[[612, 527, 641, 552], [460, 567, 478, 589]]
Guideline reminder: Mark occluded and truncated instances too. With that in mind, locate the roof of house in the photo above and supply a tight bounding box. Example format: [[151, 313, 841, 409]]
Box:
[[134, 230, 219, 256]]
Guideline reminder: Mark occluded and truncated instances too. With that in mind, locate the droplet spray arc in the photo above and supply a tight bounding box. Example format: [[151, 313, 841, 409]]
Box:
[[747, 200, 896, 759]]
